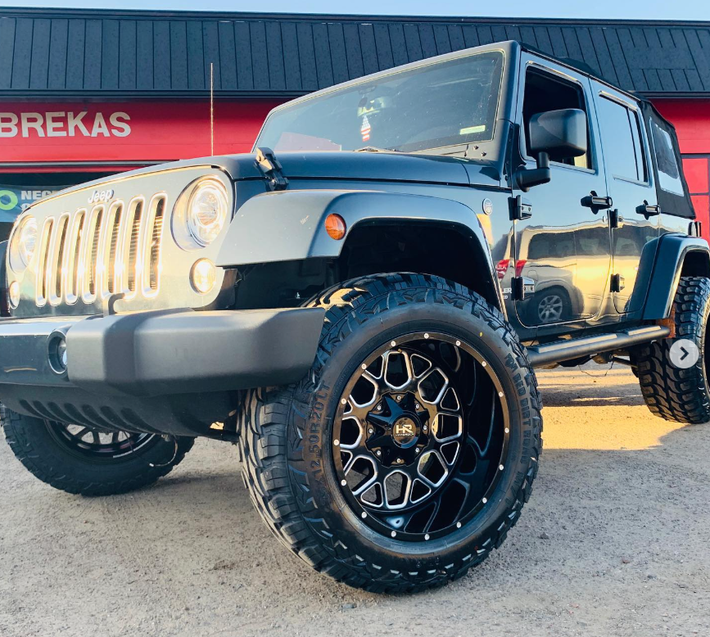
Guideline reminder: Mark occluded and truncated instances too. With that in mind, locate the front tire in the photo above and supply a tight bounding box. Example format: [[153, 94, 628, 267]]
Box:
[[2, 408, 195, 495], [239, 273, 542, 593]]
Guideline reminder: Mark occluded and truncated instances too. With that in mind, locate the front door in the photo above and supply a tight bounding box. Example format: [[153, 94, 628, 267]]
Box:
[[592, 82, 660, 314], [513, 57, 612, 328]]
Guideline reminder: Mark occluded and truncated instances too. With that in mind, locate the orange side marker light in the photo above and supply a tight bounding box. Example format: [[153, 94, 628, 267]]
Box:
[[325, 213, 347, 240]]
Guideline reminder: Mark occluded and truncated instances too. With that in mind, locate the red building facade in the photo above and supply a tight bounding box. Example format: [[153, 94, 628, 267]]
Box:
[[656, 100, 710, 234], [1, 10, 709, 236]]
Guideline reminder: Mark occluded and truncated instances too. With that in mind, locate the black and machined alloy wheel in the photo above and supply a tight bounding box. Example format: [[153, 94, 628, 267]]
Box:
[[239, 273, 543, 593], [635, 276, 710, 424], [2, 408, 194, 496]]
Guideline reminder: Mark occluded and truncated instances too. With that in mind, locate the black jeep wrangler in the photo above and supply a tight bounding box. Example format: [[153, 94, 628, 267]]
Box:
[[1, 41, 707, 593]]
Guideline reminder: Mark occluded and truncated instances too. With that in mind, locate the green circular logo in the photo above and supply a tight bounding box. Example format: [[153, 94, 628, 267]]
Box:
[[0, 190, 18, 211]]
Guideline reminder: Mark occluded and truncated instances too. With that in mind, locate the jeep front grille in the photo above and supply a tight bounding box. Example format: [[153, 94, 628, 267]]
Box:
[[36, 194, 166, 307]]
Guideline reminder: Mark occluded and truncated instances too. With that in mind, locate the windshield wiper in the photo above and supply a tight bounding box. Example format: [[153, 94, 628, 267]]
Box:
[[354, 146, 400, 153]]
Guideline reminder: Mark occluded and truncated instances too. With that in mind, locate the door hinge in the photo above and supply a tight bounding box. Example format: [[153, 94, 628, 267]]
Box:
[[255, 146, 289, 191], [512, 276, 535, 300], [609, 209, 622, 229], [610, 273, 625, 293], [509, 194, 532, 221]]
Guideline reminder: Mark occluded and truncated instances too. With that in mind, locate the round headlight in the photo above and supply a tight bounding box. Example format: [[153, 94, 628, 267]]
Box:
[[9, 216, 38, 272], [186, 180, 228, 247]]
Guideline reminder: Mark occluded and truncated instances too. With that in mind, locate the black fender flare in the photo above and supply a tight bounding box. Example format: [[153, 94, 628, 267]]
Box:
[[216, 189, 504, 310], [642, 234, 710, 320]]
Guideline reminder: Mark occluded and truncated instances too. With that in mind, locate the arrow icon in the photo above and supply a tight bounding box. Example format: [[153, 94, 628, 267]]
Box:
[[669, 339, 700, 369]]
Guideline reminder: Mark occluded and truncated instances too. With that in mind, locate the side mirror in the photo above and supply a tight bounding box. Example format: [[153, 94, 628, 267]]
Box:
[[528, 108, 588, 162], [516, 108, 588, 192]]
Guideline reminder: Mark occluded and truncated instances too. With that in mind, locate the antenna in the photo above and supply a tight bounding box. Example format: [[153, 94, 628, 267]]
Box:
[[210, 62, 215, 156]]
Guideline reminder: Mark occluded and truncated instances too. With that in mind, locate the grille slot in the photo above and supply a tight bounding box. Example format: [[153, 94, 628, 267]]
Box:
[[145, 195, 166, 295], [62, 211, 85, 305], [34, 193, 166, 308], [81, 206, 104, 303], [48, 215, 69, 306], [106, 203, 123, 294], [35, 218, 54, 307], [126, 200, 143, 295]]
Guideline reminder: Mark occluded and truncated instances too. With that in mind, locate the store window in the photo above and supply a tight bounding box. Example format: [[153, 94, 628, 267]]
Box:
[[0, 172, 112, 241]]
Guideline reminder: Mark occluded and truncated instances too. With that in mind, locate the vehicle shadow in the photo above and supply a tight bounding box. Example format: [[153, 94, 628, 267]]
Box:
[[4, 368, 710, 637]]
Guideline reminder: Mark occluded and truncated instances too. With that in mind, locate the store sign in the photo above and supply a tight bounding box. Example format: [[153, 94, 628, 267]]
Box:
[[0, 186, 60, 222], [0, 101, 284, 165], [0, 111, 131, 139]]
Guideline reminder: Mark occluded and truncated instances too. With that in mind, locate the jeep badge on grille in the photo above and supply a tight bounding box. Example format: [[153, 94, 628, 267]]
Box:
[[88, 189, 114, 205]]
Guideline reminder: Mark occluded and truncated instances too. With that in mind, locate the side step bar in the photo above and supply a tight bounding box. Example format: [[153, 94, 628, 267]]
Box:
[[526, 325, 670, 368]]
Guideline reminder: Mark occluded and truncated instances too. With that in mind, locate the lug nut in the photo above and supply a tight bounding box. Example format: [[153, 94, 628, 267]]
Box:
[[422, 425, 428, 433], [396, 395, 402, 402], [415, 403, 421, 410], [416, 448, 421, 453], [368, 428, 374, 434], [376, 450, 382, 456], [376, 404, 382, 411]]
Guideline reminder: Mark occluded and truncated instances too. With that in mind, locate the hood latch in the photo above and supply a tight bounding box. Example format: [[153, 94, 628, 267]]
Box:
[[255, 147, 289, 191]]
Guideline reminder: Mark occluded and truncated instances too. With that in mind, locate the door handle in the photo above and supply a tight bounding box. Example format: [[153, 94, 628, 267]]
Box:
[[636, 201, 661, 218], [581, 192, 613, 213]]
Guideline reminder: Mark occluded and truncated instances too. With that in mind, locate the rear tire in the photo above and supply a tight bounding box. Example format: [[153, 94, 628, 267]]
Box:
[[2, 407, 195, 495], [239, 273, 542, 593], [635, 276, 710, 424]]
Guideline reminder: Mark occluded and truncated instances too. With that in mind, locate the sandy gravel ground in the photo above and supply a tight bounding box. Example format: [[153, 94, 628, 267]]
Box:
[[1, 365, 709, 637]]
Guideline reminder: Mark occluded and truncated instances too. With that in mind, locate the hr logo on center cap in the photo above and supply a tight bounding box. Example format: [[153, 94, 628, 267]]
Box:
[[392, 417, 417, 446], [669, 339, 700, 369], [394, 420, 415, 437]]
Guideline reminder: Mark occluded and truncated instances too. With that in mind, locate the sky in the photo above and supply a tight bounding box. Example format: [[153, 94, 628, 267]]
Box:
[[3, 0, 710, 21]]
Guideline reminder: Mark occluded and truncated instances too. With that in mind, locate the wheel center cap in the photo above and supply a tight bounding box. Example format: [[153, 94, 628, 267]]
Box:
[[392, 416, 418, 447]]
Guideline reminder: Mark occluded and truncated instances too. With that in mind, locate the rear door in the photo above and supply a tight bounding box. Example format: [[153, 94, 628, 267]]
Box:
[[593, 83, 659, 313]]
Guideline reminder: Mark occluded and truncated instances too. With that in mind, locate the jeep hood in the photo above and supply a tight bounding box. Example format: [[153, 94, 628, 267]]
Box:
[[28, 151, 501, 208], [220, 150, 502, 188]]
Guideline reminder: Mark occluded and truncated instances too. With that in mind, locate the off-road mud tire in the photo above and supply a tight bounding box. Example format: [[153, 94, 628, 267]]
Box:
[[2, 407, 195, 496], [635, 276, 710, 424], [239, 273, 543, 593]]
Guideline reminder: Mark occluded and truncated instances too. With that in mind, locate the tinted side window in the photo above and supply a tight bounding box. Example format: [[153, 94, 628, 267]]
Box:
[[522, 69, 592, 169], [650, 121, 684, 195], [598, 97, 646, 182]]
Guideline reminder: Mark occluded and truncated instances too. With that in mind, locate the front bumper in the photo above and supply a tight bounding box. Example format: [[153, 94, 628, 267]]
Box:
[[0, 307, 324, 435]]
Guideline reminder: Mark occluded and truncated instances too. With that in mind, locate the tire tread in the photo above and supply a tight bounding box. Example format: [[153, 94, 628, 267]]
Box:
[[239, 273, 542, 593]]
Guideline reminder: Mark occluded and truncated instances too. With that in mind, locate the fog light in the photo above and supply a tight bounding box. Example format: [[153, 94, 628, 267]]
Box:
[[191, 259, 216, 294], [48, 333, 68, 374], [8, 281, 20, 308]]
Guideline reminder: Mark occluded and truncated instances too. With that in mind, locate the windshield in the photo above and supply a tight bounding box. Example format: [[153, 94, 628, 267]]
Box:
[[256, 51, 505, 154]]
